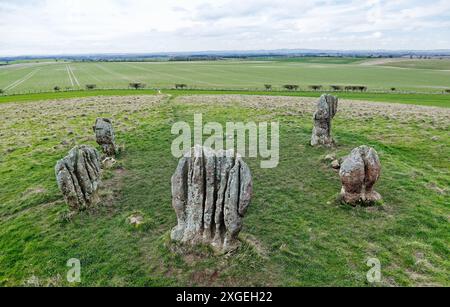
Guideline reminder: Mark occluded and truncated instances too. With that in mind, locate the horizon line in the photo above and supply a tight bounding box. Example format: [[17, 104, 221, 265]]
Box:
[[2, 48, 450, 59]]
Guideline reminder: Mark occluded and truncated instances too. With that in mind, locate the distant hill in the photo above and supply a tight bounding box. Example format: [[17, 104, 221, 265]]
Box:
[[1, 49, 450, 62]]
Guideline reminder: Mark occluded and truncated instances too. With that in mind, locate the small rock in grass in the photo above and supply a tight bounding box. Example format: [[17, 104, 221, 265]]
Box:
[[331, 160, 341, 169], [102, 157, 117, 169], [128, 214, 144, 227]]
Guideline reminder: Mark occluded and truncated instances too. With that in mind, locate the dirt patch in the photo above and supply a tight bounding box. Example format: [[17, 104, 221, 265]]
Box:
[[359, 58, 412, 66], [99, 167, 130, 212]]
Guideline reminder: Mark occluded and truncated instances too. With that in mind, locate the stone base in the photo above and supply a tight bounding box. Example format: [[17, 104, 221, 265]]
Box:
[[340, 189, 382, 206]]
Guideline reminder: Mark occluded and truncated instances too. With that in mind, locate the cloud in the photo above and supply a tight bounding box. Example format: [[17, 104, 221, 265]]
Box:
[[0, 0, 449, 56]]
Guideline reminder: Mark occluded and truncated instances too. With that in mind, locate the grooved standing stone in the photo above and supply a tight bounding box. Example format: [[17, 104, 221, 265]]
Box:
[[171, 145, 253, 253], [339, 145, 382, 205], [55, 145, 102, 211], [311, 94, 338, 146], [93, 118, 117, 156]]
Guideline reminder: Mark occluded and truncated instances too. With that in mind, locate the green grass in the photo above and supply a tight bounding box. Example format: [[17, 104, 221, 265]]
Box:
[[1, 59, 450, 95], [255, 56, 369, 64], [381, 59, 450, 70], [0, 94, 448, 286], [1, 88, 449, 108]]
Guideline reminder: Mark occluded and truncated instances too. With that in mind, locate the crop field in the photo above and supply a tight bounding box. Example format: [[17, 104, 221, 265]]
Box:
[[0, 93, 449, 286], [380, 59, 450, 70], [0, 59, 450, 95]]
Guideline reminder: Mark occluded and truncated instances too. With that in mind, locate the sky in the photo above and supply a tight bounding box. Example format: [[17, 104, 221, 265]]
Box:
[[1, 0, 450, 56]]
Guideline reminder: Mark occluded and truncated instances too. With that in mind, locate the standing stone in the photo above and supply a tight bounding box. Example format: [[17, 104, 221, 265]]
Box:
[[93, 118, 117, 156], [339, 145, 382, 205], [311, 94, 338, 146], [55, 145, 102, 211], [171, 145, 253, 253]]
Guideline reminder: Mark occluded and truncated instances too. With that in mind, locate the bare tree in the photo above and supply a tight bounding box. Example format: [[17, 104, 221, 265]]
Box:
[[129, 82, 146, 90], [283, 84, 299, 91], [309, 85, 323, 91], [330, 85, 343, 91], [358, 86, 368, 92], [175, 84, 187, 89]]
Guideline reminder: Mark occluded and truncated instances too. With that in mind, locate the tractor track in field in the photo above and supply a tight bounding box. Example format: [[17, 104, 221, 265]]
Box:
[[66, 64, 74, 86], [66, 64, 80, 87], [3, 68, 41, 92]]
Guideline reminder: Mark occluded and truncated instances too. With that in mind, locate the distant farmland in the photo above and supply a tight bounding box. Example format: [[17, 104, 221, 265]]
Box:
[[0, 58, 450, 94]]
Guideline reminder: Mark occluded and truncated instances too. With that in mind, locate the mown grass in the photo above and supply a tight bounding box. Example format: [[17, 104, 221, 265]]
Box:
[[0, 94, 448, 287], [0, 89, 449, 108]]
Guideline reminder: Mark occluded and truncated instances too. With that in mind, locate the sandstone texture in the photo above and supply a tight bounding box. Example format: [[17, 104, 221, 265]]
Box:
[[171, 145, 253, 253], [94, 118, 117, 156], [311, 94, 338, 146], [55, 145, 102, 211], [339, 145, 382, 205]]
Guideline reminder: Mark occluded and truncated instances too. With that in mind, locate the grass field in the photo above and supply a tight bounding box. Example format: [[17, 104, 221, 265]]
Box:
[[254, 56, 369, 64], [380, 59, 450, 70], [1, 59, 450, 95], [0, 94, 448, 287]]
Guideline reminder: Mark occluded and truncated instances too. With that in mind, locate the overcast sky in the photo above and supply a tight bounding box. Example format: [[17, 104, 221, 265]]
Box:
[[1, 0, 449, 56]]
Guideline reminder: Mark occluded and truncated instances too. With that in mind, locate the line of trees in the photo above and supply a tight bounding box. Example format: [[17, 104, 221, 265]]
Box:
[[309, 85, 323, 91], [36, 83, 450, 95], [277, 84, 368, 92]]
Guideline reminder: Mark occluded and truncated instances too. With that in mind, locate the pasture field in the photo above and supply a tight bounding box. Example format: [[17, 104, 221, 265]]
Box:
[[0, 59, 450, 95], [0, 94, 449, 286]]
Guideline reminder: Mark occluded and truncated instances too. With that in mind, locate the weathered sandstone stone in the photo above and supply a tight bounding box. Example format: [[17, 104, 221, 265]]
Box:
[[339, 145, 382, 205], [311, 94, 338, 146], [171, 145, 253, 253], [55, 145, 101, 211], [93, 118, 117, 156]]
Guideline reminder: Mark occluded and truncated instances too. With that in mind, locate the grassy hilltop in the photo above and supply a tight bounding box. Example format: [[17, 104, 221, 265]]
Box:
[[0, 94, 448, 286]]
